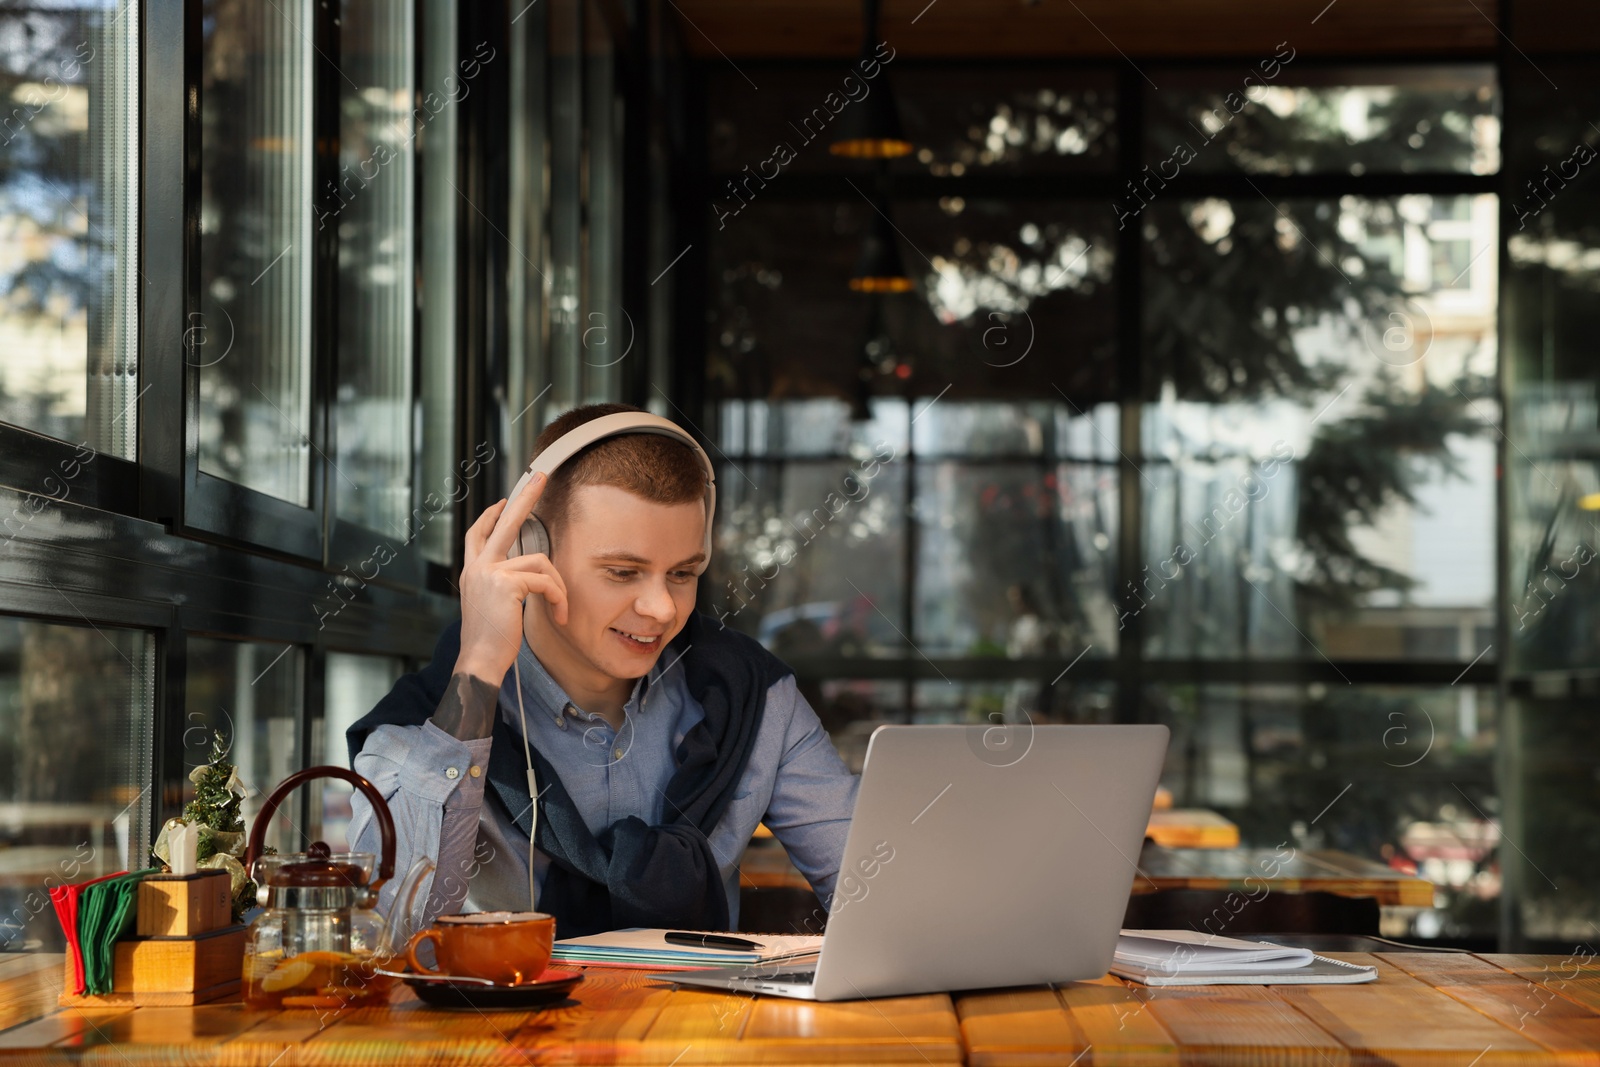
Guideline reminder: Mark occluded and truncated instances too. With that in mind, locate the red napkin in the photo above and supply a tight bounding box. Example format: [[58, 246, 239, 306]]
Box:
[[48, 871, 127, 996]]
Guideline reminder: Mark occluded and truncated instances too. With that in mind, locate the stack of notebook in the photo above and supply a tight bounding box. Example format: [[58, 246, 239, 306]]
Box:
[[1111, 929, 1378, 986], [551, 929, 824, 971]]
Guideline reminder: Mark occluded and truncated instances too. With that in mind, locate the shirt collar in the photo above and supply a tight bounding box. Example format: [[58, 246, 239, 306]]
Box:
[[502, 640, 665, 730]]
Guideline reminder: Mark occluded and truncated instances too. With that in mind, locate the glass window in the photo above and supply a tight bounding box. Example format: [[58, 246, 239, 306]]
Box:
[[815, 680, 1117, 774], [508, 0, 549, 470], [708, 199, 1115, 406], [1141, 195, 1498, 660], [1499, 61, 1600, 945], [717, 397, 908, 459], [707, 67, 1117, 176], [915, 454, 1117, 659], [1511, 694, 1600, 942], [545, 0, 583, 414], [1145, 65, 1500, 175], [334, 0, 418, 536], [1147, 683, 1498, 942], [0, 615, 152, 952], [416, 0, 463, 564], [196, 0, 315, 505], [1502, 62, 1600, 677], [708, 458, 907, 661], [581, 0, 623, 402], [310, 652, 403, 851], [0, 1, 139, 458], [185, 637, 304, 857]]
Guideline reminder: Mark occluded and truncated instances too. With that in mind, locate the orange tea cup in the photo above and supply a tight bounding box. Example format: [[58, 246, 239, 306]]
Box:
[[405, 911, 556, 986]]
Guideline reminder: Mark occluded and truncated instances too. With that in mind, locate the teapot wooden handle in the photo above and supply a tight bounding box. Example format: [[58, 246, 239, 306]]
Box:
[[243, 765, 396, 891]]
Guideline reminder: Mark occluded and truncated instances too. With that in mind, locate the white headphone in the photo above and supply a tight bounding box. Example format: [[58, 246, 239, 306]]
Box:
[[505, 410, 717, 912], [504, 410, 717, 571]]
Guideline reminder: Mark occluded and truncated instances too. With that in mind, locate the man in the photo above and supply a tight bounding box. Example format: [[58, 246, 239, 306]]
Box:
[[345, 403, 859, 939]]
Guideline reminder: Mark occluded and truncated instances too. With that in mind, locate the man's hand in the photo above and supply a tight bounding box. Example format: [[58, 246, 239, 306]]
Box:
[[455, 472, 570, 685]]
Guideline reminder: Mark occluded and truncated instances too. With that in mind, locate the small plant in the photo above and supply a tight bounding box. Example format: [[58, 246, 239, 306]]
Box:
[[153, 731, 265, 922]]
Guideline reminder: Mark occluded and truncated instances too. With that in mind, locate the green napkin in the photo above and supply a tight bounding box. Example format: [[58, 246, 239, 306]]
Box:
[[79, 869, 158, 995]]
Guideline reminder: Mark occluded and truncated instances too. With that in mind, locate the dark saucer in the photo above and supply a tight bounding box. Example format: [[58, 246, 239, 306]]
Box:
[[404, 968, 584, 1010]]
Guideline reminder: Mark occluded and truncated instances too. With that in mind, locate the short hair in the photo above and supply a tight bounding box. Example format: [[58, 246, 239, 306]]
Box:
[[531, 403, 708, 549]]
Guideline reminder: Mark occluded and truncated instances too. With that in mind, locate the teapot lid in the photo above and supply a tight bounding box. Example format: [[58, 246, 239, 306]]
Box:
[[265, 842, 369, 888]]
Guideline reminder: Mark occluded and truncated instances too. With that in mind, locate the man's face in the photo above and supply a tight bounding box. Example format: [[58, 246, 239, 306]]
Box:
[[532, 484, 704, 684]]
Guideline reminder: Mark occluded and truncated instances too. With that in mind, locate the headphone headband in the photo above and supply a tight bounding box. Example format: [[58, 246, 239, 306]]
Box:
[[507, 411, 717, 570]]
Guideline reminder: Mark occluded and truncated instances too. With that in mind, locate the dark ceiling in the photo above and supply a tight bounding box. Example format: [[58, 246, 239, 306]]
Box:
[[666, 0, 1596, 59]]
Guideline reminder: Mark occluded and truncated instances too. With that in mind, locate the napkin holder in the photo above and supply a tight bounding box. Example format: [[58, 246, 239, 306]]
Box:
[[58, 870, 244, 1007]]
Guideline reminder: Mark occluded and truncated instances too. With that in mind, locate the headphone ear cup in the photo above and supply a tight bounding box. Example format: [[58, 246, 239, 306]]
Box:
[[524, 517, 552, 558], [508, 516, 553, 561], [697, 484, 715, 575]]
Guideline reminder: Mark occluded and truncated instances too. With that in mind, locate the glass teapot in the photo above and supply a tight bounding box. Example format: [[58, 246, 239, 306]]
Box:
[[241, 766, 399, 1009]]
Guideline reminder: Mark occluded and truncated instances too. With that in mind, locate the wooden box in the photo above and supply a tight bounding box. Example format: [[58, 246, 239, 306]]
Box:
[[136, 869, 232, 937], [58, 925, 245, 1007]]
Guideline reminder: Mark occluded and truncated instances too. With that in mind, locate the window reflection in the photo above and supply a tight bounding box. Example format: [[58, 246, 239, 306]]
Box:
[[185, 637, 304, 857], [708, 457, 906, 660], [1146, 66, 1500, 175], [1148, 683, 1499, 942], [912, 405, 1119, 659], [708, 199, 1115, 405], [335, 0, 418, 536], [1142, 195, 1498, 659], [310, 652, 403, 851], [0, 616, 152, 952], [707, 67, 1117, 175], [546, 0, 582, 411], [196, 0, 314, 505], [1502, 63, 1600, 678], [0, 1, 138, 458], [581, 0, 622, 401], [416, 0, 461, 563]]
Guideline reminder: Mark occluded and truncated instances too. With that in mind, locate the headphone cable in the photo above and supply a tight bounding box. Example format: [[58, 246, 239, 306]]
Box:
[[513, 650, 540, 913]]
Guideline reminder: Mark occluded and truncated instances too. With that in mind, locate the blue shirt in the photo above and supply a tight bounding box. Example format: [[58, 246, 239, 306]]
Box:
[[348, 638, 859, 933]]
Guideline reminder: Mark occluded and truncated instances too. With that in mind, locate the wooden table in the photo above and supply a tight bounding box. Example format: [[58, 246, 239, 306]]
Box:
[[1142, 809, 1240, 850], [740, 840, 1432, 908], [1133, 843, 1435, 907], [754, 809, 1242, 850], [4, 950, 1600, 1063]]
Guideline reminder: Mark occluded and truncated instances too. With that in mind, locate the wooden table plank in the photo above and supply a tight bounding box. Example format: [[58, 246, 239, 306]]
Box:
[[1273, 954, 1550, 1066], [957, 976, 1181, 1067], [957, 986, 1090, 1067], [1380, 951, 1600, 1062], [0, 957, 74, 1034], [0, 1006, 131, 1054], [1132, 980, 1350, 1066], [1488, 955, 1600, 1018], [1056, 975, 1181, 1067], [745, 988, 960, 1063], [25, 1004, 277, 1067], [511, 965, 678, 1064], [294, 985, 548, 1066]]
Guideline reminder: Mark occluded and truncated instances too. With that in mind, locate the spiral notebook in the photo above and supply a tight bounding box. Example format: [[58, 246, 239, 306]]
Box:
[[1110, 930, 1378, 986]]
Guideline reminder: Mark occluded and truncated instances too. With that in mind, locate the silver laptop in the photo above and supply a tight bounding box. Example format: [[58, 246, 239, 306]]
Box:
[[649, 722, 1169, 1001]]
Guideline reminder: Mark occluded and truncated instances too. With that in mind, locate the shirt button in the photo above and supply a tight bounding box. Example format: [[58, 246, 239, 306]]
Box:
[[445, 767, 459, 780], [469, 766, 481, 778], [613, 748, 624, 761]]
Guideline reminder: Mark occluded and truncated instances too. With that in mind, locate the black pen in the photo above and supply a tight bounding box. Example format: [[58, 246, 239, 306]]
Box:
[[664, 931, 764, 951]]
